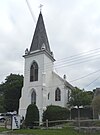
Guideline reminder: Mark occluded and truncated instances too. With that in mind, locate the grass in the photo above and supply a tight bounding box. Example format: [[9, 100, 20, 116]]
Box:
[[0, 127, 9, 132], [10, 127, 100, 135]]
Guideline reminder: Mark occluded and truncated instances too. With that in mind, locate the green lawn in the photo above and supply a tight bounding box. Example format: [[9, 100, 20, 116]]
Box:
[[0, 127, 8, 132], [10, 127, 100, 135]]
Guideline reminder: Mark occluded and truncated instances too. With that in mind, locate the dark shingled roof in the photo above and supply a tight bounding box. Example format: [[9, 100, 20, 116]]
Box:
[[30, 12, 51, 54]]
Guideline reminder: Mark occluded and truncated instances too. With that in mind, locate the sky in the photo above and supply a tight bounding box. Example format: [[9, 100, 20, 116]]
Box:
[[0, 0, 100, 91]]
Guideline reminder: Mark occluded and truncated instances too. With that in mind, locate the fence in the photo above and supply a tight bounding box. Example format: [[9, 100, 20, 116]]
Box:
[[33, 119, 100, 129], [1, 118, 100, 132]]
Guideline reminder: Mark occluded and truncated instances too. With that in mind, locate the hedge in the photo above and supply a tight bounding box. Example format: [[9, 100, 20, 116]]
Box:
[[25, 104, 39, 128], [43, 105, 70, 122]]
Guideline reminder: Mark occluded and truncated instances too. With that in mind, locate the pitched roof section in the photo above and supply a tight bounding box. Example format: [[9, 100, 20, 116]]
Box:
[[52, 71, 74, 90], [30, 12, 51, 54]]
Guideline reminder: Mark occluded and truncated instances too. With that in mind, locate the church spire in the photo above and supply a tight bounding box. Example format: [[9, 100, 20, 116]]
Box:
[[30, 12, 51, 54]]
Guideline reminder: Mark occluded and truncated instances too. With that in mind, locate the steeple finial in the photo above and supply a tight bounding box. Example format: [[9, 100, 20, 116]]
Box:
[[39, 4, 43, 12]]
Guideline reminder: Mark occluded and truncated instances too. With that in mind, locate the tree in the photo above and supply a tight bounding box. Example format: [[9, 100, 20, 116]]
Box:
[[68, 87, 93, 107], [0, 84, 5, 112], [0, 74, 23, 112], [25, 104, 39, 128], [68, 87, 93, 121], [0, 94, 5, 113], [92, 95, 100, 119]]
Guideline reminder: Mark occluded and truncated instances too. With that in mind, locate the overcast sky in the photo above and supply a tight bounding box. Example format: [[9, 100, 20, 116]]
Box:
[[0, 0, 100, 91]]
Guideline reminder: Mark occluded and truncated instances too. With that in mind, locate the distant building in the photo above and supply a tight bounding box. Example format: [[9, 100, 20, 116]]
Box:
[[19, 12, 73, 122], [93, 88, 100, 97]]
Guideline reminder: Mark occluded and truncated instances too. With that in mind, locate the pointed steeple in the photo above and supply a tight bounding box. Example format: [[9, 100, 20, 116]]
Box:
[[30, 12, 51, 54]]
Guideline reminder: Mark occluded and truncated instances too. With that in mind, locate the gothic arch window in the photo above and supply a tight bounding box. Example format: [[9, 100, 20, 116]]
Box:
[[31, 90, 36, 104], [48, 92, 50, 100], [30, 61, 38, 82], [55, 88, 61, 101]]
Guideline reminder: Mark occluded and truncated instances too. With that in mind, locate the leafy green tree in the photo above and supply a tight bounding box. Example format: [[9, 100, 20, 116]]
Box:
[[25, 104, 39, 128], [68, 87, 93, 120], [68, 87, 93, 107], [0, 84, 5, 112], [0, 95, 5, 113], [0, 74, 23, 112]]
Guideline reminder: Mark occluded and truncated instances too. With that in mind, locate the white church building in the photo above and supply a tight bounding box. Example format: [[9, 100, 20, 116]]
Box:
[[19, 12, 73, 122]]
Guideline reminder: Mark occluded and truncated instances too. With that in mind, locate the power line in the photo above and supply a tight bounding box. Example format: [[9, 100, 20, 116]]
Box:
[[1, 49, 100, 75], [1, 48, 100, 86], [55, 47, 100, 62], [85, 76, 100, 89], [23, 54, 100, 73], [31, 50, 100, 71], [34, 48, 100, 70], [55, 51, 100, 66], [1, 69, 100, 90], [26, 0, 36, 23], [54, 56, 100, 70], [70, 69, 100, 82], [1, 51, 100, 82], [54, 53, 100, 68]]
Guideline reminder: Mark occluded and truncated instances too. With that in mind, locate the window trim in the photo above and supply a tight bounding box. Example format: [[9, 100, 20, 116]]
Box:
[[30, 61, 38, 82], [55, 88, 61, 101]]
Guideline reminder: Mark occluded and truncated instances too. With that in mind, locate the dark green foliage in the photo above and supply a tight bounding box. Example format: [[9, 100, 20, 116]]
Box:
[[0, 105, 5, 113], [68, 87, 93, 121], [25, 104, 39, 128], [43, 105, 70, 122], [68, 87, 93, 108], [0, 73, 23, 112], [0, 94, 5, 113]]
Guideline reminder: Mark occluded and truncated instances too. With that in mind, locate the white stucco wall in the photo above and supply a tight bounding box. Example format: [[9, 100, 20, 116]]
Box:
[[19, 51, 71, 122], [19, 51, 54, 121]]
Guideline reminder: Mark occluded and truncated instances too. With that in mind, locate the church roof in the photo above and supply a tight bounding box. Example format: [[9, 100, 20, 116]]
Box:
[[30, 12, 51, 54], [52, 72, 74, 90]]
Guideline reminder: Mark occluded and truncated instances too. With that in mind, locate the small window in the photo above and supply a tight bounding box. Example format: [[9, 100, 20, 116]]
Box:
[[48, 93, 50, 100], [30, 61, 38, 82], [55, 88, 61, 101], [31, 90, 36, 104]]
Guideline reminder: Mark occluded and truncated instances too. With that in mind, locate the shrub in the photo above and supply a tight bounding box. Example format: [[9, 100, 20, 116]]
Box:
[[25, 104, 39, 128], [43, 105, 70, 122]]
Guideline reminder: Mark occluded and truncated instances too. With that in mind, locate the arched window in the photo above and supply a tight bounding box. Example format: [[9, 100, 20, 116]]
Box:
[[55, 88, 61, 101], [31, 90, 36, 104], [30, 61, 38, 82], [48, 93, 50, 100]]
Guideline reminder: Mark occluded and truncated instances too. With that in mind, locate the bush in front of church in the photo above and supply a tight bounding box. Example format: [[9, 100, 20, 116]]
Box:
[[43, 105, 70, 125], [25, 104, 39, 128]]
